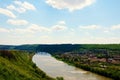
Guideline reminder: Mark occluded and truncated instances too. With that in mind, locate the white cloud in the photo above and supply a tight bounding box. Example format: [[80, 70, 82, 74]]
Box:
[[11, 28, 30, 33], [10, 24, 50, 34], [7, 4, 26, 13], [58, 21, 66, 25], [0, 27, 9, 33], [0, 8, 16, 18], [6, 5, 15, 10], [51, 21, 67, 31], [111, 24, 120, 30], [103, 30, 109, 33], [6, 21, 67, 34], [46, 0, 95, 11], [27, 21, 67, 32], [79, 25, 100, 30], [7, 19, 28, 26], [21, 1, 36, 10], [51, 25, 67, 31], [28, 24, 50, 32], [7, 1, 36, 13]]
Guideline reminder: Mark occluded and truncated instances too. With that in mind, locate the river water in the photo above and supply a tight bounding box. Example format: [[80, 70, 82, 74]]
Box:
[[32, 52, 112, 80]]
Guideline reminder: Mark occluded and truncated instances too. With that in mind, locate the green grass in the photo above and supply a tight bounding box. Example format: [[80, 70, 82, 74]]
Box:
[[0, 50, 55, 80]]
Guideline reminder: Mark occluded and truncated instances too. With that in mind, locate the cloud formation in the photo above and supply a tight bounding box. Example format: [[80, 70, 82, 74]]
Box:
[[7, 1, 36, 13], [0, 8, 16, 18], [51, 21, 67, 31], [14, 21, 67, 33], [0, 27, 9, 33], [10, 24, 50, 34], [51, 25, 67, 31], [111, 24, 120, 30], [7, 19, 28, 26], [79, 25, 100, 30], [46, 0, 95, 11], [2, 21, 67, 34], [28, 24, 50, 32]]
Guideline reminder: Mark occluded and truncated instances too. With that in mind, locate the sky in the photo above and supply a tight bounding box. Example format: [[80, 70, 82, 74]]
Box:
[[0, 0, 120, 45]]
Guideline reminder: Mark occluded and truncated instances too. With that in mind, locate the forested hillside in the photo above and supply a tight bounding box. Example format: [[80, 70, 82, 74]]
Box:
[[0, 44, 120, 53]]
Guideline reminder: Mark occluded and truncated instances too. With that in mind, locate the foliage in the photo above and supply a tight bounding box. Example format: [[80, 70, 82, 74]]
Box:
[[0, 44, 120, 54], [56, 77, 64, 80]]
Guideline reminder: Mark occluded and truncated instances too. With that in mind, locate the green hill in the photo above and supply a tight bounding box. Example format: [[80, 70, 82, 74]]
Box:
[[0, 50, 55, 80], [0, 44, 120, 53]]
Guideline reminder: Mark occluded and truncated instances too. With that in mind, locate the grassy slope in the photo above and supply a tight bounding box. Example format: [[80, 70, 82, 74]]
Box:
[[0, 50, 55, 80]]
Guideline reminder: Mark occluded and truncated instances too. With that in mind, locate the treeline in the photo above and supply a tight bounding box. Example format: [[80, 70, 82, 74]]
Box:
[[0, 44, 120, 54], [0, 45, 39, 52], [80, 44, 120, 51], [36, 44, 80, 53]]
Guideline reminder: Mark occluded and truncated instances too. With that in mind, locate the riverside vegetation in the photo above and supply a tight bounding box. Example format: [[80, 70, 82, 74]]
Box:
[[52, 49, 120, 80], [0, 50, 64, 80]]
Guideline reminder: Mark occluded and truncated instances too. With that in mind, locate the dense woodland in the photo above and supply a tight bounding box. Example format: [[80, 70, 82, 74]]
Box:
[[0, 44, 120, 53]]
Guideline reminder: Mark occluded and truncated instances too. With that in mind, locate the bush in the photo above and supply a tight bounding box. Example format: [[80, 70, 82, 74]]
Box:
[[0, 50, 15, 59], [56, 77, 64, 80]]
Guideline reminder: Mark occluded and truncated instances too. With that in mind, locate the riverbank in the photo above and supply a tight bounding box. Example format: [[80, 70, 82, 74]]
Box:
[[53, 53, 120, 80], [0, 50, 55, 80], [33, 52, 112, 80]]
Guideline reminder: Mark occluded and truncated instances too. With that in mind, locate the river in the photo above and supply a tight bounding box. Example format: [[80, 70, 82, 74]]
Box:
[[32, 52, 112, 80]]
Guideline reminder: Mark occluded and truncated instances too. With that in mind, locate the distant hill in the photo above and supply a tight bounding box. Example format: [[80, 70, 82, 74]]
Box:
[[0, 44, 120, 54], [0, 45, 15, 50], [0, 44, 39, 52], [0, 50, 54, 80]]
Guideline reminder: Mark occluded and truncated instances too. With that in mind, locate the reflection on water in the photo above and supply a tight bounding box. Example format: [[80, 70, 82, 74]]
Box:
[[33, 52, 112, 80]]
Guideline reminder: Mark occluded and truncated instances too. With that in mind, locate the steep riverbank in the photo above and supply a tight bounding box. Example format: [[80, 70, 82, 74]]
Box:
[[0, 50, 55, 80]]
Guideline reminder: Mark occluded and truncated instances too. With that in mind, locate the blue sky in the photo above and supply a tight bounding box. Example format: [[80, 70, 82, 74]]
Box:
[[0, 0, 120, 45]]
